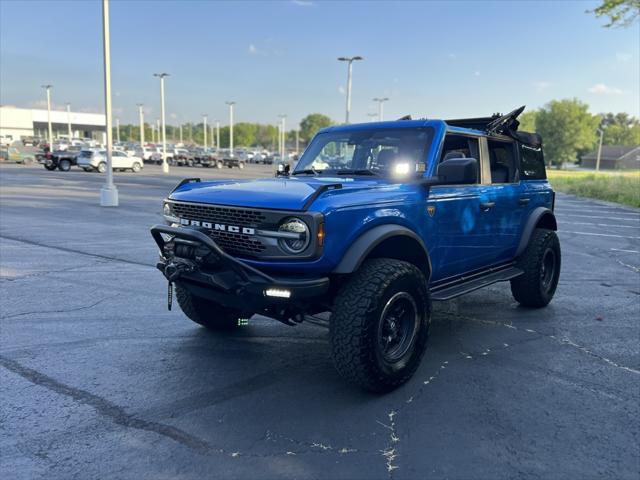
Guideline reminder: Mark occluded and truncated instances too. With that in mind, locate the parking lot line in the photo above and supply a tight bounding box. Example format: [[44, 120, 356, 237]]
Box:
[[561, 221, 639, 229], [610, 248, 640, 254], [556, 213, 640, 222], [560, 231, 640, 239]]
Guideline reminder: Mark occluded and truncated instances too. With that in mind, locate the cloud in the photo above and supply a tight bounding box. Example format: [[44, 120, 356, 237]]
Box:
[[616, 52, 632, 62], [338, 85, 346, 95], [248, 44, 258, 55], [588, 83, 624, 95], [292, 0, 315, 6], [533, 81, 551, 91]]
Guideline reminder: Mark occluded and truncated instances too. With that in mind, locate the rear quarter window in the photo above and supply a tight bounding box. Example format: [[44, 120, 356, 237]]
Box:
[[519, 144, 546, 180]]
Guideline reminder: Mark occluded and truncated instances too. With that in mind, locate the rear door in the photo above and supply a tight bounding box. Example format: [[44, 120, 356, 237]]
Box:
[[481, 136, 527, 262]]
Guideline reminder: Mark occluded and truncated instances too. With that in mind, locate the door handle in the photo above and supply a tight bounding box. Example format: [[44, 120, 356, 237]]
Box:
[[518, 197, 530, 206], [480, 202, 495, 211]]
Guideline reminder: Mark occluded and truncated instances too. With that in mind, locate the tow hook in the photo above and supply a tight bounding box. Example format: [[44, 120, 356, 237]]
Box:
[[164, 260, 194, 282]]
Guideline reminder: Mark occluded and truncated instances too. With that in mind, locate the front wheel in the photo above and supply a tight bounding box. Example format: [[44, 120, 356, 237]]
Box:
[[97, 162, 107, 173], [511, 228, 561, 308], [58, 159, 71, 171], [237, 161, 245, 169], [131, 162, 141, 172], [216, 161, 224, 169], [175, 283, 245, 330], [330, 259, 431, 392]]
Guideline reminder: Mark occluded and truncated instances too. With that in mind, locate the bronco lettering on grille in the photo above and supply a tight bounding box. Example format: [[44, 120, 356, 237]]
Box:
[[180, 218, 255, 235]]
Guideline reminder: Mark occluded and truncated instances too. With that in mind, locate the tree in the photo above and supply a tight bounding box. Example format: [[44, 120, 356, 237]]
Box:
[[589, 0, 640, 27], [517, 110, 538, 133], [535, 99, 601, 167], [599, 113, 640, 145], [300, 113, 333, 143]]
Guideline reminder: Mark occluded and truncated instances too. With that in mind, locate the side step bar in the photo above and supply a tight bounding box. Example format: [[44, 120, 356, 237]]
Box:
[[430, 266, 523, 301]]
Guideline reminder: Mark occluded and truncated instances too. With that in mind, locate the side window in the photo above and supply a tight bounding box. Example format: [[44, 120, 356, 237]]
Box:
[[519, 144, 546, 180], [438, 134, 480, 183], [487, 139, 517, 184]]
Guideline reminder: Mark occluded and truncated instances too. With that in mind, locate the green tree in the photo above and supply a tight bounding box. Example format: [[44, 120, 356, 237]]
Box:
[[300, 113, 333, 143], [536, 99, 601, 167], [518, 110, 538, 132], [600, 113, 640, 145], [589, 0, 640, 27]]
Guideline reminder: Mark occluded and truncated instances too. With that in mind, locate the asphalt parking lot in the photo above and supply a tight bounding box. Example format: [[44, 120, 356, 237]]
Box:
[[1, 163, 639, 480]]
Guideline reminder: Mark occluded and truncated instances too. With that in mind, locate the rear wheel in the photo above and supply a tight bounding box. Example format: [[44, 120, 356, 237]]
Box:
[[511, 228, 561, 308], [175, 284, 244, 330], [131, 162, 141, 172], [58, 159, 71, 171], [330, 259, 431, 392], [238, 161, 245, 169], [97, 162, 107, 173], [216, 161, 224, 169]]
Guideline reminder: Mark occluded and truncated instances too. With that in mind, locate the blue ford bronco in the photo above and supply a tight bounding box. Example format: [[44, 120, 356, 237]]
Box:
[[151, 106, 560, 392]]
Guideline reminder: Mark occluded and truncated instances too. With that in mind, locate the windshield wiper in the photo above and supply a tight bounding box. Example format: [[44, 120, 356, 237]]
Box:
[[292, 168, 320, 176], [335, 169, 378, 176]]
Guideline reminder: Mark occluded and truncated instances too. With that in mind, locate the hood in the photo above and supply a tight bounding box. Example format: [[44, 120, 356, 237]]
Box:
[[169, 176, 394, 211]]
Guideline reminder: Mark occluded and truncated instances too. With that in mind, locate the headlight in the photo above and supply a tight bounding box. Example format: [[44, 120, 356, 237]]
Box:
[[278, 217, 310, 254], [163, 203, 172, 216]]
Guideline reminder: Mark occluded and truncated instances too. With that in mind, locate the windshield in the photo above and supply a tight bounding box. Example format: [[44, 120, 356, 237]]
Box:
[[294, 127, 434, 176]]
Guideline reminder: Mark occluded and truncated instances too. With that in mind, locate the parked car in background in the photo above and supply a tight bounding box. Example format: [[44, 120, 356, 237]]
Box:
[[38, 145, 83, 171], [0, 146, 35, 164], [21, 136, 39, 147], [76, 149, 143, 173]]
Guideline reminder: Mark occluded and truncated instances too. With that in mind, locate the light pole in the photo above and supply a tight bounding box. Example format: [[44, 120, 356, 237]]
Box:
[[99, 0, 118, 206], [226, 101, 235, 156], [179, 124, 183, 144], [215, 120, 220, 152], [41, 85, 53, 146], [116, 117, 120, 143], [210, 125, 214, 149], [278, 114, 287, 160], [66, 102, 72, 139], [295, 129, 299, 154], [137, 104, 144, 148], [373, 97, 389, 121], [596, 127, 605, 172], [154, 73, 169, 173], [337, 56, 363, 124], [202, 114, 208, 150]]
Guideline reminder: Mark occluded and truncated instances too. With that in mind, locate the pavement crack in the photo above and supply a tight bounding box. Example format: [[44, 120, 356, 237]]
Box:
[[1, 295, 116, 320]]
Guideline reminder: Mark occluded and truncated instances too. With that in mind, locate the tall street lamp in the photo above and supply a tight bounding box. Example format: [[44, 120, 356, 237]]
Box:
[[154, 73, 170, 173], [179, 123, 183, 144], [137, 103, 144, 148], [278, 114, 287, 160], [373, 97, 389, 121], [337, 56, 363, 124], [215, 120, 220, 152], [596, 127, 605, 172], [99, 0, 118, 206], [202, 113, 208, 150], [41, 85, 53, 147], [116, 117, 120, 143], [66, 102, 72, 140], [226, 101, 235, 156]]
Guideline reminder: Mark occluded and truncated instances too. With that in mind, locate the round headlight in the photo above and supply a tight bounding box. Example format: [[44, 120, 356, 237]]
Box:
[[163, 203, 171, 216], [278, 217, 310, 254]]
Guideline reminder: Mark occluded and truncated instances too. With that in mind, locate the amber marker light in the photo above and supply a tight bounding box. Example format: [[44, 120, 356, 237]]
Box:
[[317, 223, 325, 246]]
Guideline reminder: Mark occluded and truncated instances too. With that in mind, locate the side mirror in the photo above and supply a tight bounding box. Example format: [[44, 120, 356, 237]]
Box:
[[436, 158, 478, 185], [275, 163, 290, 177]]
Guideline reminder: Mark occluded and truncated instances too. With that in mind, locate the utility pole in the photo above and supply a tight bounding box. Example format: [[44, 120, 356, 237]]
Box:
[[226, 102, 235, 156], [179, 124, 183, 144], [373, 97, 389, 121], [137, 104, 144, 148], [41, 85, 53, 146], [116, 117, 120, 143], [153, 73, 169, 173], [202, 114, 208, 149], [596, 128, 605, 172], [210, 125, 214, 148], [66, 102, 72, 139], [337, 56, 363, 123], [99, 0, 118, 206]]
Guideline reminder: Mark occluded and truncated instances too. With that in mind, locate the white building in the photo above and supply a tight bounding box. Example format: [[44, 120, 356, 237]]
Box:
[[0, 105, 106, 142]]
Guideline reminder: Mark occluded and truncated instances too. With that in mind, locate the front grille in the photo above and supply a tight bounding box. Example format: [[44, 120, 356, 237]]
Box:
[[172, 202, 267, 257], [172, 202, 266, 227]]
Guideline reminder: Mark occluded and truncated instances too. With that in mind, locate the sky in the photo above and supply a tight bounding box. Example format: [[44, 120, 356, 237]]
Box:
[[1, 0, 638, 127]]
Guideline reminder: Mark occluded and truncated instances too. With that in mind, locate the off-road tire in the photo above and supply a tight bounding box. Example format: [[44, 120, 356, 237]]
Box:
[[97, 162, 107, 173], [175, 283, 243, 330], [511, 228, 561, 308], [330, 258, 431, 392], [58, 159, 71, 171]]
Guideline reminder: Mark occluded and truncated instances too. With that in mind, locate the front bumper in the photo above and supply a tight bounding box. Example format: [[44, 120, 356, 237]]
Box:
[[151, 225, 330, 314]]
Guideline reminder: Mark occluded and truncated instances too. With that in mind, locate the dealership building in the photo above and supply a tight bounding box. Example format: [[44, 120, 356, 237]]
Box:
[[0, 105, 106, 142]]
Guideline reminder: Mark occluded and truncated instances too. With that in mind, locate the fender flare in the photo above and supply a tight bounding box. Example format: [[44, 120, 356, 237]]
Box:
[[515, 207, 557, 258], [333, 224, 432, 277]]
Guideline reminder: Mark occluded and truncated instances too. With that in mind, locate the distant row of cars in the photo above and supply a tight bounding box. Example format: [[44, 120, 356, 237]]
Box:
[[37, 146, 143, 173]]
